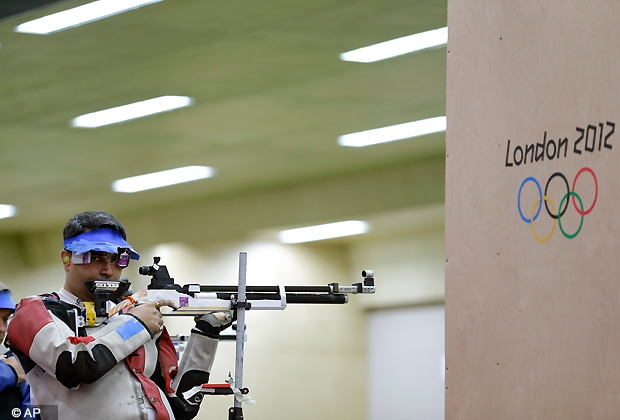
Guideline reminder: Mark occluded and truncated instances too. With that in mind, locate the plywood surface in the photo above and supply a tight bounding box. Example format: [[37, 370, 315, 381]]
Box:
[[446, 1, 620, 418]]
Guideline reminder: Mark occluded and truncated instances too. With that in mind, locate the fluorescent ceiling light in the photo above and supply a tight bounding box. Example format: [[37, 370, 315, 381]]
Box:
[[279, 221, 369, 244], [112, 166, 215, 193], [340, 27, 448, 63], [71, 96, 194, 128], [338, 116, 446, 147], [0, 205, 17, 219], [15, 0, 163, 35]]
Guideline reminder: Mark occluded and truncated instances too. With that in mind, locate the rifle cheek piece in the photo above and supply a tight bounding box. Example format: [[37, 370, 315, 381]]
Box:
[[83, 279, 131, 318]]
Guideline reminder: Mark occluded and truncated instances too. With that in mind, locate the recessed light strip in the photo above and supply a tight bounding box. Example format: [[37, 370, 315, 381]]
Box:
[[0, 205, 17, 219], [338, 116, 446, 147], [15, 0, 163, 35], [279, 221, 369, 243], [71, 95, 194, 128], [112, 166, 216, 193], [340, 27, 448, 63]]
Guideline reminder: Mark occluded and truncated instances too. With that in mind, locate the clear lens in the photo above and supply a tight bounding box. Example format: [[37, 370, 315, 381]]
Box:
[[72, 250, 129, 267], [90, 252, 125, 267]]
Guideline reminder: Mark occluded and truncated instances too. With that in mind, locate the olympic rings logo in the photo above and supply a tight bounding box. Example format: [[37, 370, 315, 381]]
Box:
[[517, 167, 598, 242]]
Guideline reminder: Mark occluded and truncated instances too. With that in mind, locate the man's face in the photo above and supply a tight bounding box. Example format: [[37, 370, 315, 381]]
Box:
[[0, 308, 12, 342], [61, 249, 124, 301]]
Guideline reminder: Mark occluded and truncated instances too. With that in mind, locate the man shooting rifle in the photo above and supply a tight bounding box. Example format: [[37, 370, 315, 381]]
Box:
[[7, 211, 233, 420]]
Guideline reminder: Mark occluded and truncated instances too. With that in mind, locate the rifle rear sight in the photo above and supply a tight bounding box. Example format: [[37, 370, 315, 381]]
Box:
[[139, 257, 176, 288]]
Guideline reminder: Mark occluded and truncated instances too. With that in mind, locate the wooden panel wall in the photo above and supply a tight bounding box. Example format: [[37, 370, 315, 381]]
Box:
[[446, 1, 620, 418]]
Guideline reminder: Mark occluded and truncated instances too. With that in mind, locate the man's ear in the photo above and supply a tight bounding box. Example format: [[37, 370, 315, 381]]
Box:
[[61, 250, 71, 271]]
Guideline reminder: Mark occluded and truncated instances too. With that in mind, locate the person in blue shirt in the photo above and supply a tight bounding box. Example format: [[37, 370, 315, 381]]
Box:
[[0, 282, 32, 409]]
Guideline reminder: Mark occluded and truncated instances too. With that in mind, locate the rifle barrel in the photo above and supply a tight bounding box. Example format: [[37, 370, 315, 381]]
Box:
[[214, 292, 347, 305], [201, 285, 332, 293]]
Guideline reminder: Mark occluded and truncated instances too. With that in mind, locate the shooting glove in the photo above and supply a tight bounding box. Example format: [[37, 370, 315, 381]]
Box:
[[193, 311, 234, 339]]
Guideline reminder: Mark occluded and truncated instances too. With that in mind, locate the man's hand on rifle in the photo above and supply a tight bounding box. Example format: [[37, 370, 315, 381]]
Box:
[[128, 299, 175, 335], [193, 310, 235, 339]]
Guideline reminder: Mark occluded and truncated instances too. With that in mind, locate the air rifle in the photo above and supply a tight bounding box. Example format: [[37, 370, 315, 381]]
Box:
[[140, 255, 375, 314], [139, 252, 375, 420]]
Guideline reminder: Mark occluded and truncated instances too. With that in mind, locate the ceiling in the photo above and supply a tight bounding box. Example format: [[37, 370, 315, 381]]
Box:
[[0, 0, 447, 236]]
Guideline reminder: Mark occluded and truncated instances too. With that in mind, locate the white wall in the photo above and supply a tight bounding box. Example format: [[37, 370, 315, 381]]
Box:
[[350, 226, 445, 309], [350, 225, 446, 419], [369, 305, 445, 420]]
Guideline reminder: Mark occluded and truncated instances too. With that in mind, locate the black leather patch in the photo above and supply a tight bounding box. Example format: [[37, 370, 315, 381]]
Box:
[[55, 344, 117, 388]]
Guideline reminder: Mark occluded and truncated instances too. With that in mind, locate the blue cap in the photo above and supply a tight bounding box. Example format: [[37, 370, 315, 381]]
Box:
[[0, 290, 16, 311], [63, 228, 140, 261]]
